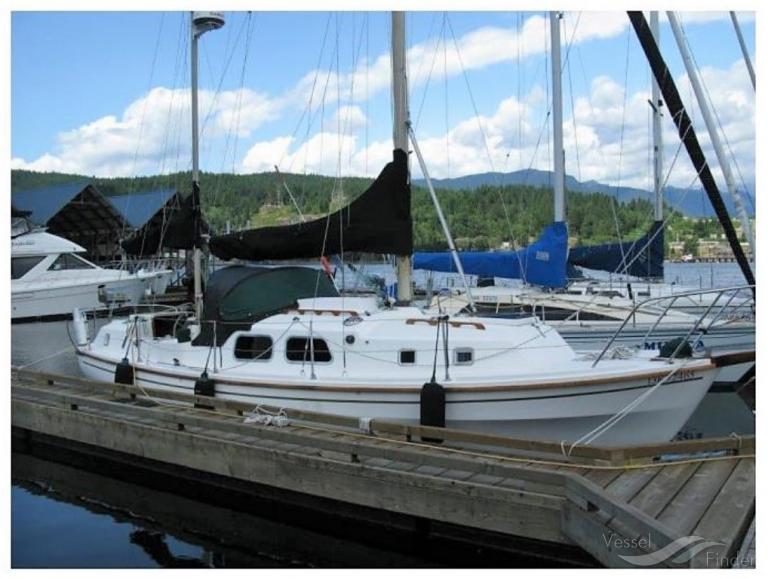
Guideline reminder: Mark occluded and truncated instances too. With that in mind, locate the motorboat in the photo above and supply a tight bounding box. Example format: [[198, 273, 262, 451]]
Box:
[[12, 228, 172, 321]]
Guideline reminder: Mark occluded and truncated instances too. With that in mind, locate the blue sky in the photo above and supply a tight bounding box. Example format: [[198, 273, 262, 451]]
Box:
[[11, 11, 755, 194]]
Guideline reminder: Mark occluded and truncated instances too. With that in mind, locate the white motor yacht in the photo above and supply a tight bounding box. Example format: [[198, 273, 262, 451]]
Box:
[[12, 229, 172, 321]]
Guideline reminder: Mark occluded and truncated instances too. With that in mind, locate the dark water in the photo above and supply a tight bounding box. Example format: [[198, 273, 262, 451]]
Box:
[[11, 450, 455, 568], [11, 262, 755, 567], [12, 469, 208, 568]]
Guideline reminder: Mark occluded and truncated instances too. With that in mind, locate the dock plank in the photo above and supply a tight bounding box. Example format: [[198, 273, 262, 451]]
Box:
[[656, 459, 738, 537], [584, 468, 623, 488], [604, 468, 657, 503], [690, 459, 755, 568], [629, 462, 700, 518]]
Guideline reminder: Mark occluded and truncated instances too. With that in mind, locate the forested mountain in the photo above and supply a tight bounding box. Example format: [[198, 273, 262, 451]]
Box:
[[414, 169, 755, 219], [11, 168, 695, 251]]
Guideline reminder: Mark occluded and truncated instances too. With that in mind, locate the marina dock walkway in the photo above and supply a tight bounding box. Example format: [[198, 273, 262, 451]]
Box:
[[11, 368, 755, 568]]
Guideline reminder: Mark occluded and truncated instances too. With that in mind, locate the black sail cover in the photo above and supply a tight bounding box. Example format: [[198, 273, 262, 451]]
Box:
[[122, 190, 208, 256], [209, 149, 412, 261]]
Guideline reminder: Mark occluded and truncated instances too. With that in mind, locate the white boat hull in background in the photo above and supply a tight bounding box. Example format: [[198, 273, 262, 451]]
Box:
[[557, 324, 754, 385], [12, 278, 148, 320], [11, 230, 175, 321]]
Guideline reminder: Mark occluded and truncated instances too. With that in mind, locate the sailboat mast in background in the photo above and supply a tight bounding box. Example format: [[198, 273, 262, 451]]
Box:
[[550, 11, 565, 224], [650, 12, 664, 224], [190, 11, 225, 320], [729, 11, 756, 91]]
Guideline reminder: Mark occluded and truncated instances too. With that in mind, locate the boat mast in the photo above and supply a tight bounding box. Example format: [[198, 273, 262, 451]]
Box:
[[667, 12, 755, 263], [392, 12, 412, 304], [650, 12, 664, 224], [396, 12, 475, 311], [550, 12, 565, 224], [729, 11, 756, 91], [191, 11, 225, 320]]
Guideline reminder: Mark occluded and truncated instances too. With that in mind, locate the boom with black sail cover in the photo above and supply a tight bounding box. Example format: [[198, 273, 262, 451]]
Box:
[[209, 149, 412, 261]]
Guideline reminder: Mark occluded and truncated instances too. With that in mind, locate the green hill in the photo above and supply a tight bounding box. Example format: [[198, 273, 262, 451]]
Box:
[[11, 168, 672, 251]]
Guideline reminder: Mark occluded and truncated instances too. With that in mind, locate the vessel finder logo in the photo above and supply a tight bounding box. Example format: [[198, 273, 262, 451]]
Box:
[[603, 533, 725, 566]]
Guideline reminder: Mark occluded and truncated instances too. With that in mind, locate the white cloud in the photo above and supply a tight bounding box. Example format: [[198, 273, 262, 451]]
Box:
[[241, 136, 294, 173], [331, 105, 368, 132], [238, 56, 753, 204], [13, 86, 284, 176], [664, 58, 755, 190]]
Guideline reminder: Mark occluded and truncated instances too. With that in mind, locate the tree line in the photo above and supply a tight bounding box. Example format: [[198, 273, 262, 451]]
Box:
[[12, 168, 693, 252]]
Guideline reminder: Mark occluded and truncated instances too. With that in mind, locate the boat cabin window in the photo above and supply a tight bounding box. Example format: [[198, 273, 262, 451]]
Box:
[[454, 348, 474, 365], [48, 253, 96, 271], [399, 349, 416, 365], [285, 337, 332, 363], [234, 335, 273, 360], [11, 256, 45, 279]]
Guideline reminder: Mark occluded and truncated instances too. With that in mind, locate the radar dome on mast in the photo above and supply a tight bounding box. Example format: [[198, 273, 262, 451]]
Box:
[[192, 11, 225, 36]]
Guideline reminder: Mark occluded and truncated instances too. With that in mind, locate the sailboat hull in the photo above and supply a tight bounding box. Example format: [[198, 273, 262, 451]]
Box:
[[76, 347, 716, 446]]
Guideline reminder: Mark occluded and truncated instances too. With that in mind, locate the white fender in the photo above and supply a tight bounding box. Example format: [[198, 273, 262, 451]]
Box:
[[72, 308, 90, 346]]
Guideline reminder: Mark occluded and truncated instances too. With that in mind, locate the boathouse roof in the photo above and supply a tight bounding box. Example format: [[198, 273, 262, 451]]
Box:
[[108, 189, 178, 229], [11, 182, 126, 238]]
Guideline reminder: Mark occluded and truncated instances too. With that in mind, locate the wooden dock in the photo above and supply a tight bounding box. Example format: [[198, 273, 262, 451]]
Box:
[[11, 368, 755, 568]]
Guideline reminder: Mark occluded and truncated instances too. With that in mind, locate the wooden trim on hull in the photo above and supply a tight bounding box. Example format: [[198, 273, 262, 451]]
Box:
[[76, 347, 717, 395], [80, 358, 704, 405], [710, 350, 756, 368]]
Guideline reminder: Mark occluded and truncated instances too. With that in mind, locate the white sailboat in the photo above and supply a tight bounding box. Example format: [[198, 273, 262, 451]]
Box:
[[72, 11, 745, 446]]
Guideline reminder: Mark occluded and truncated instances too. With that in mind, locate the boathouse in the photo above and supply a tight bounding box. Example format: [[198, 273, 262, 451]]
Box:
[[11, 182, 126, 261], [11, 184, 185, 262]]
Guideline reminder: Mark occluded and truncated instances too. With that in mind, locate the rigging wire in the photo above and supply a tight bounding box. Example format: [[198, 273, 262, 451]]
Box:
[[445, 14, 528, 281], [135, 12, 188, 260], [443, 13, 450, 179], [544, 15, 551, 191], [411, 12, 441, 129], [276, 13, 332, 174], [607, 27, 633, 276], [198, 14, 250, 150], [364, 13, 370, 176], [563, 15, 582, 182], [684, 22, 756, 215], [412, 13, 444, 129], [121, 12, 166, 250], [231, 14, 256, 175]]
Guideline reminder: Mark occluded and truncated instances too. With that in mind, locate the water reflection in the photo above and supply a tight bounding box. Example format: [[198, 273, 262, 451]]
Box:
[[129, 531, 215, 568], [10, 450, 464, 568]]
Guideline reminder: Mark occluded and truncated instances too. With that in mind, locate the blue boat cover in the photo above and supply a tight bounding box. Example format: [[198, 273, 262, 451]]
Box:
[[568, 221, 664, 279], [413, 221, 569, 288]]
